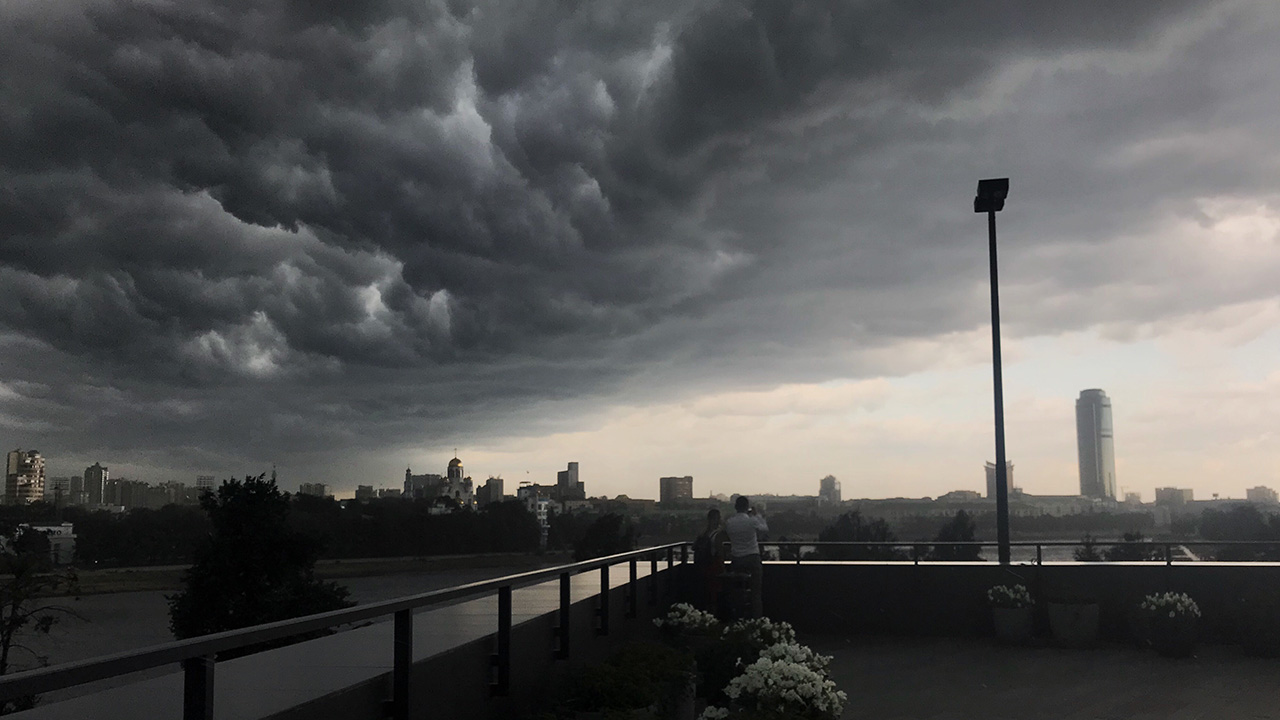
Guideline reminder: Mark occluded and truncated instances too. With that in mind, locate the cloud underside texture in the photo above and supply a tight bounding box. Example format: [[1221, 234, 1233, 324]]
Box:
[[1, 0, 1275, 474]]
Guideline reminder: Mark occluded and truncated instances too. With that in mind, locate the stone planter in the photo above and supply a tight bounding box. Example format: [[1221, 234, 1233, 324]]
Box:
[[992, 606, 1034, 644], [1149, 615, 1198, 658], [1048, 602, 1099, 647]]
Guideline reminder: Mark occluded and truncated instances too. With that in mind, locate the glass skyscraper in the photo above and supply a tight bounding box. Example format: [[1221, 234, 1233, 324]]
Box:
[[1076, 389, 1116, 499]]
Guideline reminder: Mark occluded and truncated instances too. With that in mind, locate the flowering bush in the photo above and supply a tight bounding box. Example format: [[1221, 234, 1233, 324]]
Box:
[[758, 642, 832, 675], [701, 657, 847, 720], [722, 617, 797, 648], [987, 584, 1033, 609], [1139, 592, 1201, 620], [654, 602, 721, 635]]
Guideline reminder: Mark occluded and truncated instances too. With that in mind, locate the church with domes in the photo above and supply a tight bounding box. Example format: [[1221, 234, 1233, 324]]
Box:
[[403, 455, 474, 509]]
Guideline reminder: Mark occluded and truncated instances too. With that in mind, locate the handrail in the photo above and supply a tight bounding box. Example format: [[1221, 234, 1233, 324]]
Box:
[[757, 540, 1280, 566], [0, 542, 691, 713]]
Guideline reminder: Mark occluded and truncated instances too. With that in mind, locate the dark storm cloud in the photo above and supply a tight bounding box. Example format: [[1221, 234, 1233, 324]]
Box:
[[0, 0, 1263, 482]]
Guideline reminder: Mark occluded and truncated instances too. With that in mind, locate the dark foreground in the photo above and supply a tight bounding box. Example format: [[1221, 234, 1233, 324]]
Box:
[[811, 635, 1280, 720]]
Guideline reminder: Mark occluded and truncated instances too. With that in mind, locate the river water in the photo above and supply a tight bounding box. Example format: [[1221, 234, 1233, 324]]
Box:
[[19, 566, 531, 673]]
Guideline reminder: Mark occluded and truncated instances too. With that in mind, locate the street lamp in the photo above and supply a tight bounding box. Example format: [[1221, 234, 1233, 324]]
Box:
[[975, 178, 1011, 565]]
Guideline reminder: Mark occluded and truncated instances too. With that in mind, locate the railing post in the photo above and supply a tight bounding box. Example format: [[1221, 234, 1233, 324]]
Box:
[[627, 559, 638, 618], [390, 610, 412, 720], [649, 552, 658, 606], [491, 585, 511, 696], [557, 572, 571, 659], [597, 565, 610, 635], [681, 544, 688, 564], [1165, 544, 1172, 566], [182, 655, 214, 720], [666, 547, 674, 568]]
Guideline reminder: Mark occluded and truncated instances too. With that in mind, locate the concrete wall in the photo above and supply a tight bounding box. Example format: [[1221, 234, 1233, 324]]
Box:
[[763, 561, 1280, 642]]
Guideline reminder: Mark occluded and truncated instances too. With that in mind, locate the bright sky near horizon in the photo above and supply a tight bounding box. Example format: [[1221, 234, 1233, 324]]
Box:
[[3, 1, 1280, 502]]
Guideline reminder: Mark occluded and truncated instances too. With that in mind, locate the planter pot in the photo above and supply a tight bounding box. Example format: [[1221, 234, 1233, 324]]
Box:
[[1149, 615, 1198, 658], [992, 606, 1034, 644], [1048, 602, 1099, 647]]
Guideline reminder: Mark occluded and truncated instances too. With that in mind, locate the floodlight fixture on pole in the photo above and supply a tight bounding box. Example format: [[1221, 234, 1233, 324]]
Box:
[[975, 177, 1011, 565]]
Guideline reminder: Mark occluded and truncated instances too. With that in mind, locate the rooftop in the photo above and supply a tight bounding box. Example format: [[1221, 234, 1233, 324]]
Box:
[[814, 635, 1280, 720]]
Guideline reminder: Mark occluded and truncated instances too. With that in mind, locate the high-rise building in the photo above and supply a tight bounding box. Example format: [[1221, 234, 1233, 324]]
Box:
[[1076, 389, 1117, 500], [6, 449, 46, 505], [659, 476, 693, 504], [556, 462, 585, 501], [354, 485, 375, 501], [818, 475, 842, 505], [85, 462, 109, 505], [1246, 486, 1278, 504], [298, 482, 330, 498], [477, 476, 504, 507], [984, 461, 1015, 500]]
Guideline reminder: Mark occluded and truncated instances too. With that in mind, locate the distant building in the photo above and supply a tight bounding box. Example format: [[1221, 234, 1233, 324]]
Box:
[[517, 482, 555, 506], [44, 476, 81, 506], [1155, 487, 1193, 506], [20, 523, 76, 565], [984, 461, 1015, 500], [659, 476, 693, 504], [477, 477, 504, 507], [354, 485, 376, 501], [6, 450, 46, 506], [404, 469, 445, 499], [298, 482, 330, 498], [1123, 491, 1143, 505], [195, 476, 216, 495], [818, 475, 842, 505], [556, 462, 585, 501], [1076, 389, 1117, 500], [443, 457, 475, 509], [1246, 486, 1278, 504], [85, 462, 109, 505], [377, 488, 402, 499], [938, 490, 982, 503]]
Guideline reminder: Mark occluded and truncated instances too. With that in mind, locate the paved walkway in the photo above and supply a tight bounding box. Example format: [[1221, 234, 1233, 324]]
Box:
[[811, 636, 1280, 720]]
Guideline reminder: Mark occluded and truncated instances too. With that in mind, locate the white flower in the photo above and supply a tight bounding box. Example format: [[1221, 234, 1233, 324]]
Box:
[[1139, 592, 1201, 619], [988, 584, 1032, 609], [722, 657, 847, 719]]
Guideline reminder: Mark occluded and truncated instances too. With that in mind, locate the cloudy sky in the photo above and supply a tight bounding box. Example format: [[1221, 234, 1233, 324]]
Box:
[[3, 0, 1279, 502]]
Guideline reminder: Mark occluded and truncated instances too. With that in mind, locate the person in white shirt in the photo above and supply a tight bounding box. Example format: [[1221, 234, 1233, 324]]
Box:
[[724, 495, 768, 618]]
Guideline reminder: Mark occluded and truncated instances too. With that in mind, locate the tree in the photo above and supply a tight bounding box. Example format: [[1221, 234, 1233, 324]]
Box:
[[167, 474, 353, 641], [573, 514, 635, 561], [1073, 533, 1103, 562], [1103, 531, 1162, 562], [928, 510, 982, 561], [0, 527, 80, 713], [815, 512, 906, 560]]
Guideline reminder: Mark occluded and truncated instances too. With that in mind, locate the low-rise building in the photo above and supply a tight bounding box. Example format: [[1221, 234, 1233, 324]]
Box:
[[1246, 486, 1278, 504], [1155, 487, 1194, 506]]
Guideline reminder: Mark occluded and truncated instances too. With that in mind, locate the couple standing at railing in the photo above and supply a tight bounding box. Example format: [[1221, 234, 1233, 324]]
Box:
[[693, 495, 768, 619]]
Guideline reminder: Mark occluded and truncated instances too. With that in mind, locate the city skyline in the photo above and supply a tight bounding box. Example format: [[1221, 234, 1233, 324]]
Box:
[[3, 3, 1280, 502]]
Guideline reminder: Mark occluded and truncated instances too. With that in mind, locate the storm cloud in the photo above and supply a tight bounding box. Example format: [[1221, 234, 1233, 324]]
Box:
[[1, 0, 1276, 488]]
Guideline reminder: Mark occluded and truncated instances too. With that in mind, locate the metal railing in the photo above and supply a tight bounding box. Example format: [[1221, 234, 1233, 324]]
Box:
[[758, 540, 1280, 565], [0, 543, 692, 720]]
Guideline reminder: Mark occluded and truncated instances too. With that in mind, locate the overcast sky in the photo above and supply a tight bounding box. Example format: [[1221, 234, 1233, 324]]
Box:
[[3, 0, 1279, 502]]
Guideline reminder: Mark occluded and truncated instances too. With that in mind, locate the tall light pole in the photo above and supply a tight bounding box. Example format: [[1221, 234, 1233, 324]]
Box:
[[975, 178, 1011, 565]]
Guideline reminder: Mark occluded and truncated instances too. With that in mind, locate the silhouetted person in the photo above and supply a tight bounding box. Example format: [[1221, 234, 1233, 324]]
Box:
[[725, 496, 767, 618], [692, 508, 727, 613]]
